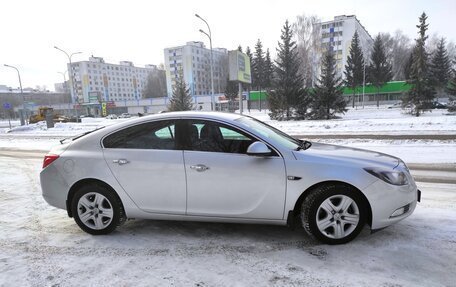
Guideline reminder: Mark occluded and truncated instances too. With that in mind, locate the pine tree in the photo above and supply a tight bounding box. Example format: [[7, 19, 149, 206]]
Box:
[[224, 77, 238, 112], [368, 34, 393, 107], [245, 46, 253, 68], [268, 20, 308, 120], [403, 12, 436, 116], [264, 49, 274, 89], [252, 39, 265, 91], [237, 45, 243, 52], [344, 31, 365, 108], [448, 57, 456, 96], [404, 51, 414, 80], [244, 46, 253, 92], [430, 38, 451, 92], [311, 49, 346, 119], [448, 57, 456, 111], [168, 70, 193, 111]]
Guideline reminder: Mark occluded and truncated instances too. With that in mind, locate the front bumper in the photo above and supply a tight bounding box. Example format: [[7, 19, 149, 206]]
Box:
[[363, 179, 419, 230]]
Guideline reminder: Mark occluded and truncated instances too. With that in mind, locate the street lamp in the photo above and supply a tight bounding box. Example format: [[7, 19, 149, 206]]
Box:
[[58, 71, 68, 93], [195, 13, 215, 111], [54, 46, 82, 103], [4, 64, 26, 125]]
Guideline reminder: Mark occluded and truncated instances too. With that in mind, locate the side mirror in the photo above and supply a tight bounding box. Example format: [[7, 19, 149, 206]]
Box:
[[246, 141, 272, 156]]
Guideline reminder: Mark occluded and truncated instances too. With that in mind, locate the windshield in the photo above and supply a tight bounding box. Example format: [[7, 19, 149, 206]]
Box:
[[236, 117, 301, 150]]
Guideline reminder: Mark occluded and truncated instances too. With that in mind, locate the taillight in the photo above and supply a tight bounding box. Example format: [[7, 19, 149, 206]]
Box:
[[43, 154, 59, 169]]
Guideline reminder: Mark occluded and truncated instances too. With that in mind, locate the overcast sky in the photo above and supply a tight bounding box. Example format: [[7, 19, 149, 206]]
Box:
[[0, 0, 455, 91]]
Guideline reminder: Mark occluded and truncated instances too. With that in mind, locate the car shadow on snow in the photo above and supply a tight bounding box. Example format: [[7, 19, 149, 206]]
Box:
[[105, 219, 376, 254]]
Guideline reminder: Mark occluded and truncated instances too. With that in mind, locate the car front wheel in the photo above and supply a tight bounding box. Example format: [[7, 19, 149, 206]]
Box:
[[301, 184, 367, 244], [71, 184, 125, 235]]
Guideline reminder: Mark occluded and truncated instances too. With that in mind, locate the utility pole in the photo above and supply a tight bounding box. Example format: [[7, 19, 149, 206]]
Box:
[[196, 14, 215, 111], [4, 64, 26, 125]]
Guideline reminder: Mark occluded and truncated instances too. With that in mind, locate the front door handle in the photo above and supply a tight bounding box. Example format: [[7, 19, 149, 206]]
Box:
[[190, 164, 209, 172], [113, 159, 129, 165]]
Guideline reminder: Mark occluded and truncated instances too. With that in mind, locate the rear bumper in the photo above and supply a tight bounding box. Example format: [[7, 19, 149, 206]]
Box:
[[40, 164, 69, 210], [363, 179, 419, 230]]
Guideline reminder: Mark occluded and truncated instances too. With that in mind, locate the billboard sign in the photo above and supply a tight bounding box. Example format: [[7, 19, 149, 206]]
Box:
[[229, 50, 251, 84]]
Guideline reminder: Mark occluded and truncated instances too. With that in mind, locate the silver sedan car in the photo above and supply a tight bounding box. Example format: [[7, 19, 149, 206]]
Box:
[[40, 112, 420, 244]]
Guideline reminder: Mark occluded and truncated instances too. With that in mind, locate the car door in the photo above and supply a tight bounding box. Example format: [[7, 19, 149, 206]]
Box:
[[102, 120, 186, 214], [181, 119, 287, 220]]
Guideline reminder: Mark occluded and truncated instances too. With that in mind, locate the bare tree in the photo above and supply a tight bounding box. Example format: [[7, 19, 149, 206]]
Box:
[[389, 30, 413, 81], [293, 14, 321, 87]]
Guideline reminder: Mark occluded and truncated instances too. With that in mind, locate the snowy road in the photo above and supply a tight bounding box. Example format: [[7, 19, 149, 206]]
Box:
[[1, 153, 455, 286]]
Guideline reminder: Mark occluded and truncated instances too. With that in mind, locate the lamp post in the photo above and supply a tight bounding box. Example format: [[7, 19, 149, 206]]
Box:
[[58, 71, 68, 92], [54, 46, 82, 120], [54, 46, 81, 103], [4, 64, 26, 125], [195, 14, 215, 111]]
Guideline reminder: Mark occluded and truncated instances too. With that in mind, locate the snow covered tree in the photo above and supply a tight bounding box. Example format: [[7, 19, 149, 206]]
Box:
[[381, 30, 413, 81], [430, 38, 451, 94], [403, 12, 436, 116], [368, 34, 393, 106], [344, 31, 365, 108], [293, 14, 322, 87], [143, 70, 167, 98], [269, 20, 309, 120], [168, 70, 193, 111], [310, 49, 346, 119]]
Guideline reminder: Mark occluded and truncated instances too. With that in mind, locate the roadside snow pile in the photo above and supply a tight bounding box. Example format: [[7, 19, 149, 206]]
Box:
[[5, 121, 109, 136], [246, 107, 456, 135], [1, 107, 455, 137]]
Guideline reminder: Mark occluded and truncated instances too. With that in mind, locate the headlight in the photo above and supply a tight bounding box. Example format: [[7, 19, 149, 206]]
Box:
[[364, 168, 409, 186]]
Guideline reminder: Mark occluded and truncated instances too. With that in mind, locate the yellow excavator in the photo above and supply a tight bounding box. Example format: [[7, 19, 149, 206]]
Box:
[[29, 107, 69, 123]]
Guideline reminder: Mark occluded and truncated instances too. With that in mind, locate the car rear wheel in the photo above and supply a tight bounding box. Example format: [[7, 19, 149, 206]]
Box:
[[71, 184, 125, 235], [301, 184, 367, 244]]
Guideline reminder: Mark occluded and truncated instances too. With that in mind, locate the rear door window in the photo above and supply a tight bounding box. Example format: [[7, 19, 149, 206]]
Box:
[[103, 120, 176, 150]]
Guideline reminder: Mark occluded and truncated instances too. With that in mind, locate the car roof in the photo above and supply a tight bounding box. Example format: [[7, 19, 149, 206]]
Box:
[[133, 111, 244, 123], [76, 111, 246, 143]]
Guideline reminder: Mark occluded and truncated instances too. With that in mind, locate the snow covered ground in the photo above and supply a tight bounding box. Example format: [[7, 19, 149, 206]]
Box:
[[1, 107, 455, 164], [0, 155, 455, 286], [1, 106, 456, 136], [1, 107, 455, 286]]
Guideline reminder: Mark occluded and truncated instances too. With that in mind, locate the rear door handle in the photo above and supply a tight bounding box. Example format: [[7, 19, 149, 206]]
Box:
[[190, 164, 209, 172], [113, 159, 129, 165]]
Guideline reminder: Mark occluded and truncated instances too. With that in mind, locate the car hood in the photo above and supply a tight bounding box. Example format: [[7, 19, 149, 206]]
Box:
[[293, 142, 401, 169]]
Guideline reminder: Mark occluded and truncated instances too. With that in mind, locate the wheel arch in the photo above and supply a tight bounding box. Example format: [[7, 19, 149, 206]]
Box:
[[66, 178, 124, 218], [290, 180, 372, 227]]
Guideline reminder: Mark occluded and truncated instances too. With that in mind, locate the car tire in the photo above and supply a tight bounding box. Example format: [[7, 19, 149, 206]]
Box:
[[71, 184, 125, 235], [301, 183, 367, 245]]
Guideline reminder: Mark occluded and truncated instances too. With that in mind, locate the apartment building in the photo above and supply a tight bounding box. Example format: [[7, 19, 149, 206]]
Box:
[[318, 15, 374, 78], [69, 57, 159, 103], [164, 41, 228, 97]]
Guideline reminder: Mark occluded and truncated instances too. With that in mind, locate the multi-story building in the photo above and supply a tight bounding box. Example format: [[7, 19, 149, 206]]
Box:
[[318, 15, 373, 79], [164, 41, 228, 97], [69, 57, 159, 103]]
